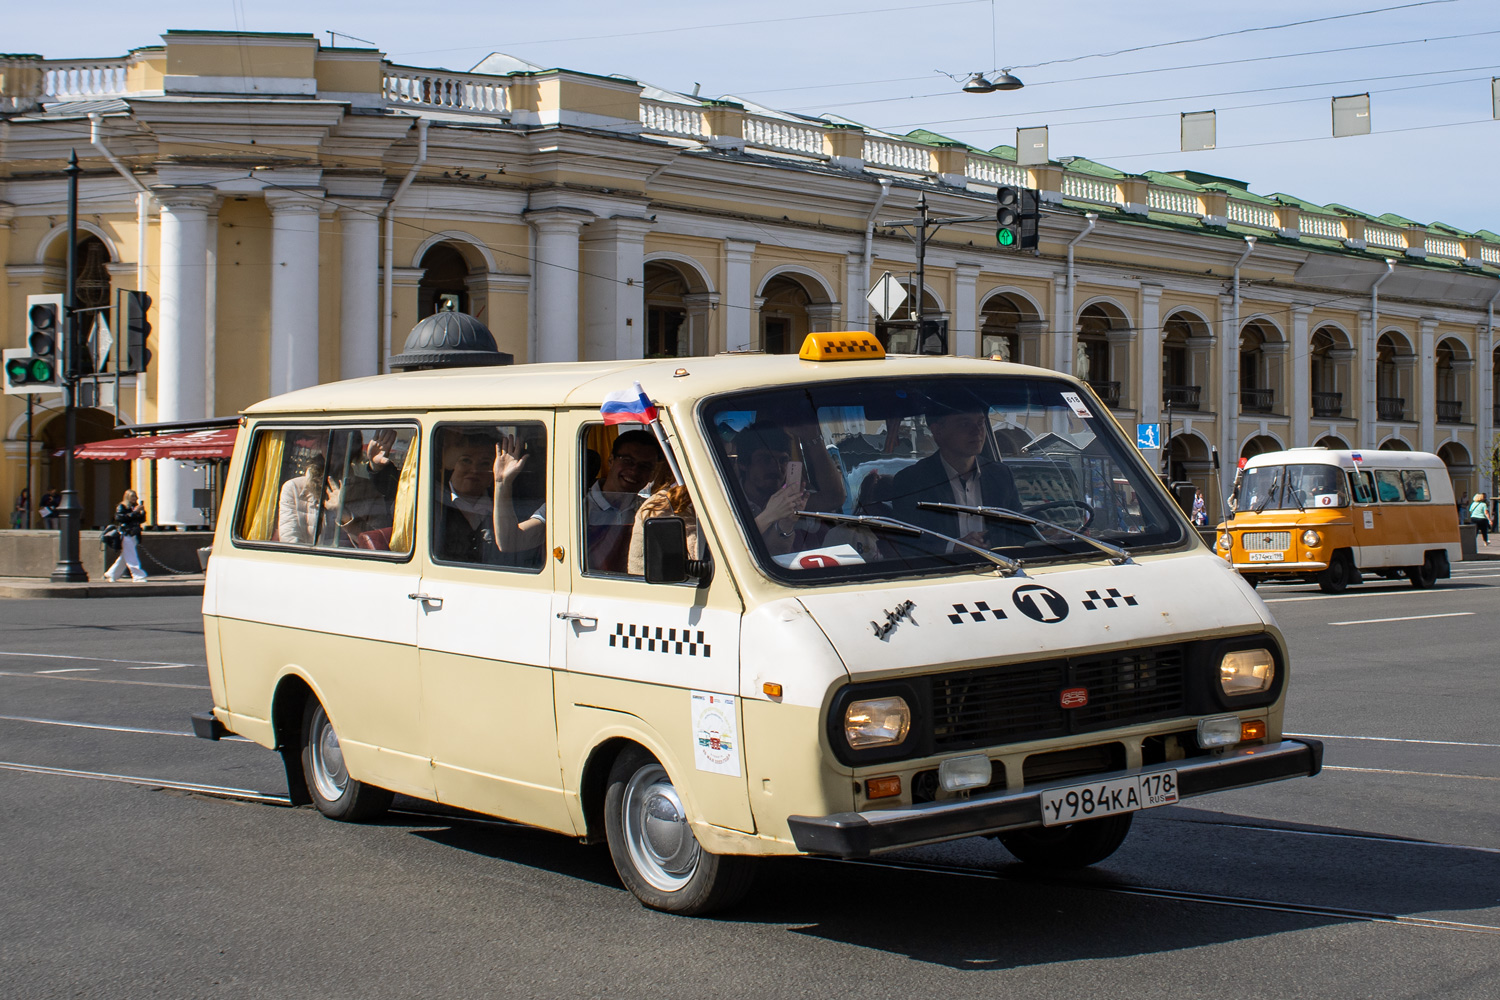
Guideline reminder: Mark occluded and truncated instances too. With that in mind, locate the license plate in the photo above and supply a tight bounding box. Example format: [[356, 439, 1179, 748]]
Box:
[[1040, 770, 1179, 827], [1247, 551, 1283, 562]]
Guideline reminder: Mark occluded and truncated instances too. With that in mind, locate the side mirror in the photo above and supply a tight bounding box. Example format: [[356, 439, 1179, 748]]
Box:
[[643, 516, 712, 586]]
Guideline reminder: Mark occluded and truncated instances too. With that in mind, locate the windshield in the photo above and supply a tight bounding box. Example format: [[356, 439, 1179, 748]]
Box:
[[1234, 463, 1348, 512], [699, 375, 1187, 582]]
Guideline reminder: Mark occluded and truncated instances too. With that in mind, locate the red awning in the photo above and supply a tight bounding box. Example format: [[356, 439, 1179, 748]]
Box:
[[74, 427, 238, 461]]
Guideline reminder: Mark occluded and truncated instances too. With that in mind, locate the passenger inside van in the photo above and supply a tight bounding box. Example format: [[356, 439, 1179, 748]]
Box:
[[890, 400, 1028, 549], [434, 429, 510, 565], [277, 453, 327, 545], [732, 421, 845, 555]]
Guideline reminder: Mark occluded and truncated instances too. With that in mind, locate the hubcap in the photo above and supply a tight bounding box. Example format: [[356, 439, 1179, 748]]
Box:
[[308, 706, 348, 803], [622, 763, 700, 892]]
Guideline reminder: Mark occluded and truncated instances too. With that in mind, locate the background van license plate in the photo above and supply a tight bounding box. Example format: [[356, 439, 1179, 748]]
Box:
[[1247, 551, 1284, 562], [1041, 771, 1179, 826]]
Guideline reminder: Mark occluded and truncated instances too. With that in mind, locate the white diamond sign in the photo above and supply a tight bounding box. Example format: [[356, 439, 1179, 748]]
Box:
[[88, 314, 113, 373], [866, 271, 908, 322]]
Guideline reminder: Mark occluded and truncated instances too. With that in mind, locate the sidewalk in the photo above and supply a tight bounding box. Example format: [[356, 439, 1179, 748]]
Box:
[[0, 574, 205, 599]]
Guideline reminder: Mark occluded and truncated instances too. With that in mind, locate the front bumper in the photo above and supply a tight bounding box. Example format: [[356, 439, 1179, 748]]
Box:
[[1235, 561, 1327, 573], [787, 738, 1322, 858]]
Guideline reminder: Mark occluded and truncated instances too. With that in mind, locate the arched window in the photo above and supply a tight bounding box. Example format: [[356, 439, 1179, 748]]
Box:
[[1239, 321, 1281, 413], [1376, 333, 1413, 421], [417, 243, 471, 319], [1162, 312, 1210, 410], [1435, 338, 1469, 424], [1077, 303, 1128, 407], [1309, 326, 1352, 418]]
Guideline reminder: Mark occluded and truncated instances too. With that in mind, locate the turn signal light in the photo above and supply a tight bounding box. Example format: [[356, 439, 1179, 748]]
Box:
[[762, 682, 783, 699], [865, 775, 902, 799], [1241, 720, 1267, 742]]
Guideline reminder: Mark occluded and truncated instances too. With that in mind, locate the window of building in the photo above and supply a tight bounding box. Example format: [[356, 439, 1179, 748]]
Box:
[[235, 424, 419, 555]]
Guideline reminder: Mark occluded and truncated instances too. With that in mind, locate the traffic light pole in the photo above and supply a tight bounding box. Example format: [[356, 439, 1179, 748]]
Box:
[[881, 193, 989, 352], [50, 150, 87, 582]]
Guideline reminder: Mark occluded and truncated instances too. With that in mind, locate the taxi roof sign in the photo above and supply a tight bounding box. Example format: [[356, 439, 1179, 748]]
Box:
[[798, 331, 885, 362]]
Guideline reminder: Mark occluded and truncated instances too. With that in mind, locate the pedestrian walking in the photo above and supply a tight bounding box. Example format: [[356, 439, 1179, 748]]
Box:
[[38, 489, 60, 530], [10, 488, 29, 529], [1469, 492, 1491, 545], [104, 489, 149, 582], [1191, 488, 1208, 526]]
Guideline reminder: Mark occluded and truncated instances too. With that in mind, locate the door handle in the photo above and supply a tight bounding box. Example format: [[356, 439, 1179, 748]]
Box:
[[556, 612, 598, 627], [408, 592, 443, 609]]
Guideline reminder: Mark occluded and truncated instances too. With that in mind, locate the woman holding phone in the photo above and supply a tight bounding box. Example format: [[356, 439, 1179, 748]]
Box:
[[733, 421, 844, 555]]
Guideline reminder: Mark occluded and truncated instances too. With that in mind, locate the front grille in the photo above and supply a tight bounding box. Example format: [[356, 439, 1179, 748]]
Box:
[[930, 647, 1185, 752], [1241, 530, 1290, 551]]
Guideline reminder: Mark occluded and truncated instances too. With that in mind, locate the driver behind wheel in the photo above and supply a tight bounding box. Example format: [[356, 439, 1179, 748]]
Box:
[[890, 400, 1031, 551]]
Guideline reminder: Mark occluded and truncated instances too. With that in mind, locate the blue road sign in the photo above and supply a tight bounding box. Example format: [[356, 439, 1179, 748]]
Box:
[[1135, 423, 1161, 449]]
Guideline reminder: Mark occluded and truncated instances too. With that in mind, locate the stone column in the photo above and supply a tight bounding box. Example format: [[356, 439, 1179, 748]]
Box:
[[805, 302, 841, 335], [1290, 304, 1313, 446], [1395, 354, 1419, 427], [953, 264, 980, 357], [845, 252, 868, 330], [154, 188, 216, 525], [1138, 284, 1163, 425], [1476, 322, 1494, 462], [1418, 317, 1438, 451], [265, 189, 325, 395], [723, 240, 758, 352], [336, 199, 385, 380], [1357, 310, 1376, 447], [1219, 293, 1240, 473], [527, 209, 590, 363], [1329, 348, 1357, 420], [682, 293, 719, 356], [1052, 272, 1073, 374], [1016, 321, 1047, 368], [204, 202, 219, 416], [580, 217, 653, 361], [1261, 343, 1290, 418]]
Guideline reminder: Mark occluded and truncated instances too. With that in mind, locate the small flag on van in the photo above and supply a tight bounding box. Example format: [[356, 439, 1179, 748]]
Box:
[[601, 383, 659, 426]]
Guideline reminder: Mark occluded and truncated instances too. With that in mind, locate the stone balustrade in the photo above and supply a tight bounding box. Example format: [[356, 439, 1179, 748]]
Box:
[[382, 65, 509, 114]]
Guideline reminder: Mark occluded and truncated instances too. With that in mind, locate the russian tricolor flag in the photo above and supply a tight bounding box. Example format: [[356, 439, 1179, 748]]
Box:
[[601, 382, 659, 426]]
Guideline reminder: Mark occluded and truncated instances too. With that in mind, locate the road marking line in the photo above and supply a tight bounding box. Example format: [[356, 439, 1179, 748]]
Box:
[[34, 667, 99, 674], [1163, 818, 1500, 855], [0, 714, 250, 741], [1328, 612, 1474, 626], [0, 650, 202, 667], [0, 670, 209, 691], [1266, 588, 1470, 604], [125, 664, 192, 671], [1324, 765, 1500, 781], [0, 760, 288, 804], [1287, 732, 1500, 749]]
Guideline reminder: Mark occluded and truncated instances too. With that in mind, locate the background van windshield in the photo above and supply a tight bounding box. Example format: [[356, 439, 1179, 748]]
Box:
[[701, 376, 1186, 581], [1235, 464, 1349, 512]]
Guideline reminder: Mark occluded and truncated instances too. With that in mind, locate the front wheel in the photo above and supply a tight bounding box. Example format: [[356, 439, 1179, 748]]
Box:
[[996, 813, 1133, 869], [1318, 553, 1352, 594], [604, 747, 754, 915], [301, 700, 392, 822]]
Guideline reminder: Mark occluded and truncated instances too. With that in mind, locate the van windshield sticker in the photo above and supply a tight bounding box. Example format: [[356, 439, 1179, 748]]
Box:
[[1059, 392, 1093, 419]]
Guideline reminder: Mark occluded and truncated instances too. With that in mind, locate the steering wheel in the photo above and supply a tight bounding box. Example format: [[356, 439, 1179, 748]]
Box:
[[1022, 499, 1095, 532]]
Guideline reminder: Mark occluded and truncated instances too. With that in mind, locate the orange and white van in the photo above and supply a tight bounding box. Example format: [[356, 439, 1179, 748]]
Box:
[[1217, 448, 1460, 592]]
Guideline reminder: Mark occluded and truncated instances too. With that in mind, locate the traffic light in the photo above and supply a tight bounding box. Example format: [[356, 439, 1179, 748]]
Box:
[[996, 186, 1021, 248], [996, 186, 1041, 251], [4, 294, 64, 394], [118, 289, 152, 375]]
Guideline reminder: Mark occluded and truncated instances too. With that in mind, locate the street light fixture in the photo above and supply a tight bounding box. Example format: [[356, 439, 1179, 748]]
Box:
[[991, 69, 1024, 91], [962, 73, 999, 94]]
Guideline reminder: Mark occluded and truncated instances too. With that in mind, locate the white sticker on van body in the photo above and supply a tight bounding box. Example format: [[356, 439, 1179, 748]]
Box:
[[798, 556, 1263, 679], [562, 595, 739, 693]]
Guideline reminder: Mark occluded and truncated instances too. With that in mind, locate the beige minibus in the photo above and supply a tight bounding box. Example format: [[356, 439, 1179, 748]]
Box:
[[195, 333, 1320, 915]]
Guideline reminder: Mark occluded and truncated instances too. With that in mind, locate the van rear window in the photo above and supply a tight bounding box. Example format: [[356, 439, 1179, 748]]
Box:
[[234, 424, 419, 556]]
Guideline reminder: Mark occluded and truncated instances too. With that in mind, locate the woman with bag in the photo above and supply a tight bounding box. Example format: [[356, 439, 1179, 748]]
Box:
[[1470, 493, 1492, 546], [104, 489, 149, 582]]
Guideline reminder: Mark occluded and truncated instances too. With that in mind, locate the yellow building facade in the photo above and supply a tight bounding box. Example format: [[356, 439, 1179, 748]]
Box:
[[2, 31, 1496, 525]]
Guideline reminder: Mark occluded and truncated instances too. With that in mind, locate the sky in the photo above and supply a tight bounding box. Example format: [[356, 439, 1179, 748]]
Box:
[[11, 0, 1500, 233]]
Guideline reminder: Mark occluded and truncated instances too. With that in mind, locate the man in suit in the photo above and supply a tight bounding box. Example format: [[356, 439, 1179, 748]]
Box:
[[891, 402, 1029, 550]]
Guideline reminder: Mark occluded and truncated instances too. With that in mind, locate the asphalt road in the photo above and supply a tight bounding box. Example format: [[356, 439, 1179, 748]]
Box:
[[1, 565, 1497, 999]]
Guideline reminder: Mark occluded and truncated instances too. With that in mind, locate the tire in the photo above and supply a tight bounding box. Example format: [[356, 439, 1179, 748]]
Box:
[[1406, 557, 1437, 589], [996, 813, 1133, 869], [1318, 553, 1351, 594], [300, 700, 393, 822], [603, 746, 754, 915]]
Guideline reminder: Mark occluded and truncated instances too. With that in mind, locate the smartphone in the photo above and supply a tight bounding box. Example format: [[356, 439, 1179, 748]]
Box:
[[782, 460, 804, 492]]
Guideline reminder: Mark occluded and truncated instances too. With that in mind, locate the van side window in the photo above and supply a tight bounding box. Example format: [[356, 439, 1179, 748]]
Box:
[[430, 422, 547, 573], [234, 425, 418, 555], [578, 423, 667, 576], [1348, 471, 1375, 504], [1373, 470, 1404, 503], [1400, 470, 1431, 502]]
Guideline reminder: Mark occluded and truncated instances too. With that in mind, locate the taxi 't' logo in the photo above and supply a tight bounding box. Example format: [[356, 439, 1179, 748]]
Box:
[[1012, 584, 1069, 623]]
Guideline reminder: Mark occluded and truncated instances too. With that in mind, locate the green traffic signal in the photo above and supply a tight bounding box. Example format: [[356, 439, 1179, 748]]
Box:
[[4, 355, 54, 387], [997, 227, 1016, 247]]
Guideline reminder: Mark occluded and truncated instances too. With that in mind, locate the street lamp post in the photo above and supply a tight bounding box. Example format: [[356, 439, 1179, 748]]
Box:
[[50, 150, 87, 582]]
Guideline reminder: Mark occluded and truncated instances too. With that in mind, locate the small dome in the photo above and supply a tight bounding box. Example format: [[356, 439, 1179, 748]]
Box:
[[389, 311, 513, 371]]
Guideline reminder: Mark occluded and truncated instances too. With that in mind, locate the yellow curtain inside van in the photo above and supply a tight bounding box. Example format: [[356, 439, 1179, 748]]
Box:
[[388, 440, 420, 553], [239, 433, 285, 541]]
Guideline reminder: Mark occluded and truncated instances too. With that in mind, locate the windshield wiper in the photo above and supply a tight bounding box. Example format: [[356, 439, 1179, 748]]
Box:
[[1251, 471, 1281, 514], [794, 510, 1026, 575], [918, 502, 1133, 565]]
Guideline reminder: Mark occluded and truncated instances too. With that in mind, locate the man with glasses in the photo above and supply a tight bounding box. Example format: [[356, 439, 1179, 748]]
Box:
[[494, 429, 662, 572]]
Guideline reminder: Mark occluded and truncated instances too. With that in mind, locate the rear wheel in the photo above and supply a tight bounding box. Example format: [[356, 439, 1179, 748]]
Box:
[[301, 700, 392, 822], [1318, 553, 1352, 594], [997, 813, 1133, 869], [1407, 557, 1438, 589], [604, 746, 754, 915]]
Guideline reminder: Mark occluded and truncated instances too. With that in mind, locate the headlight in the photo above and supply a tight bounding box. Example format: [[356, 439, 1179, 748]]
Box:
[[844, 696, 911, 748], [1217, 532, 1233, 551], [1301, 529, 1321, 547], [1220, 648, 1276, 696]]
